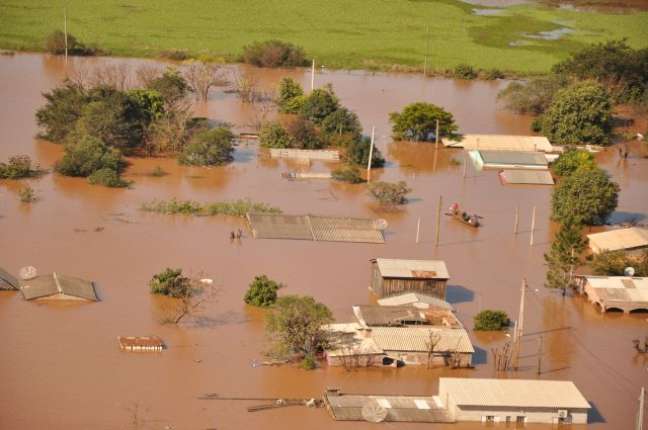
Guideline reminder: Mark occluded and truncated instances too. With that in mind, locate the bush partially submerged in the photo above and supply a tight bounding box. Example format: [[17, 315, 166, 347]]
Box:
[[241, 40, 308, 68], [18, 186, 36, 203], [345, 136, 385, 168], [0, 155, 39, 179], [368, 181, 411, 207], [244, 275, 283, 307], [331, 165, 365, 184], [178, 127, 235, 166], [56, 135, 125, 177], [592, 250, 648, 277], [453, 64, 477, 80], [88, 167, 130, 188], [45, 30, 97, 56], [150, 268, 191, 298], [474, 310, 510, 331], [551, 148, 596, 177], [141, 198, 281, 217]]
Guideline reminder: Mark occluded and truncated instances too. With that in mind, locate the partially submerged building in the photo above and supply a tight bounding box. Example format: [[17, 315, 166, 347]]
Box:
[[118, 336, 165, 352], [579, 275, 648, 313], [269, 148, 340, 161], [325, 323, 473, 367], [499, 169, 554, 185], [0, 267, 19, 290], [442, 134, 554, 153], [586, 227, 648, 254], [377, 292, 454, 311], [20, 273, 99, 302], [370, 258, 449, 298], [353, 305, 461, 328], [438, 378, 590, 425], [469, 150, 549, 171]]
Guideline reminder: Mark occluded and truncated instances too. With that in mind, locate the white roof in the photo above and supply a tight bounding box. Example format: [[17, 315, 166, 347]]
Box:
[[587, 228, 648, 253], [377, 293, 454, 311], [442, 134, 553, 153], [499, 169, 554, 185], [439, 378, 590, 409], [374, 258, 449, 279], [584, 276, 648, 303]]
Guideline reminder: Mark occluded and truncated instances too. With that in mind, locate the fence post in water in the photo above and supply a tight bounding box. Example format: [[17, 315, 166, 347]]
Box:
[[416, 216, 421, 244], [435, 195, 442, 247], [367, 126, 375, 181], [514, 206, 519, 235], [529, 206, 537, 246], [310, 59, 315, 91]]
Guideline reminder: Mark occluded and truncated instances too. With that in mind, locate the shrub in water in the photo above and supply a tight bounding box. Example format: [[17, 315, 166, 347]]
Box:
[[18, 186, 36, 203], [45, 30, 97, 56], [474, 310, 510, 331], [368, 181, 411, 207], [88, 168, 129, 188], [244, 275, 283, 307], [331, 165, 365, 184], [389, 102, 458, 142], [150, 268, 191, 298], [453, 64, 477, 80], [0, 155, 38, 179], [346, 136, 385, 168], [56, 135, 125, 177], [241, 40, 308, 68], [179, 127, 235, 166]]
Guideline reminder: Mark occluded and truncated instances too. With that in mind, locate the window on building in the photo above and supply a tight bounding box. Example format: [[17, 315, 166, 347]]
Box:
[[485, 416, 495, 423], [516, 416, 526, 425]]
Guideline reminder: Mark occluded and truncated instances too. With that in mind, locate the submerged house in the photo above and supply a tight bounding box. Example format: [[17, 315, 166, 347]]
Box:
[[0, 267, 19, 290], [377, 292, 454, 310], [370, 258, 449, 299], [580, 275, 648, 313], [438, 378, 590, 425], [20, 273, 99, 302], [469, 150, 549, 171], [586, 227, 648, 255], [442, 134, 554, 153]]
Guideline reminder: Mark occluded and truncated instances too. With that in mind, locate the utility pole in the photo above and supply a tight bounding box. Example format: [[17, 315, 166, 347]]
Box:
[[513, 206, 519, 235], [536, 335, 543, 375], [416, 216, 421, 244], [310, 59, 315, 92], [423, 25, 430, 76], [435, 119, 440, 149], [64, 7, 68, 65], [638, 387, 645, 430], [366, 126, 375, 181], [529, 206, 537, 246], [462, 151, 468, 179], [435, 195, 442, 247], [513, 278, 527, 370]]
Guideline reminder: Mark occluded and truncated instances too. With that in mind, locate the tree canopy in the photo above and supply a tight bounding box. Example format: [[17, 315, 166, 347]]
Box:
[[265, 295, 332, 359], [389, 102, 458, 142], [474, 310, 509, 331], [244, 275, 283, 307], [551, 166, 619, 225], [551, 148, 596, 177], [541, 80, 613, 146], [178, 127, 235, 166]]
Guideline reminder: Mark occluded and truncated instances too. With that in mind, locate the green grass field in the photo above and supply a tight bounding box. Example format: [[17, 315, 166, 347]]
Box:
[[1, 0, 647, 73]]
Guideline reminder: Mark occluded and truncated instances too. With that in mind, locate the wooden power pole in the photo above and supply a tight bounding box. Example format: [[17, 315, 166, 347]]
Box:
[[513, 278, 527, 369], [638, 387, 646, 430], [64, 7, 69, 65], [529, 206, 537, 246], [366, 126, 375, 181], [435, 195, 442, 247], [513, 206, 519, 235]]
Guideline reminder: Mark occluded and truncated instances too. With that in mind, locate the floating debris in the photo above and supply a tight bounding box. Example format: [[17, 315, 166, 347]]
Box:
[[118, 336, 165, 352]]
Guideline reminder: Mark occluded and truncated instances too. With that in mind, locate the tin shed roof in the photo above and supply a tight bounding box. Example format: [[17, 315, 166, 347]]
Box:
[[377, 293, 454, 311], [499, 169, 554, 185], [374, 259, 449, 279], [439, 378, 590, 409], [0, 267, 19, 290], [478, 150, 548, 167], [442, 134, 553, 152], [20, 273, 98, 301], [587, 228, 648, 253]]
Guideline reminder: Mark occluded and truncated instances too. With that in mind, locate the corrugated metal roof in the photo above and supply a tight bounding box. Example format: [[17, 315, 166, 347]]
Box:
[[375, 258, 449, 279], [353, 305, 462, 328], [377, 293, 454, 311], [371, 327, 474, 353], [0, 267, 19, 290], [325, 393, 454, 423], [439, 378, 590, 409], [499, 169, 554, 185], [478, 150, 548, 167], [587, 228, 648, 253], [248, 214, 385, 243], [442, 134, 553, 152], [20, 273, 98, 301], [269, 148, 340, 161], [584, 276, 648, 304]]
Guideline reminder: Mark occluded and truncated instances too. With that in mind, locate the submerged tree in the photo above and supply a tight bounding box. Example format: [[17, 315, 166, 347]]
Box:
[[178, 127, 235, 166], [184, 62, 228, 102], [368, 181, 411, 207], [389, 102, 458, 142], [244, 275, 283, 307], [544, 219, 587, 294], [265, 295, 333, 360], [474, 310, 510, 331], [551, 166, 619, 225]]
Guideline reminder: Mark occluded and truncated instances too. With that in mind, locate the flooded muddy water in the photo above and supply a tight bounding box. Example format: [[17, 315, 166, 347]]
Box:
[[1, 53, 647, 430]]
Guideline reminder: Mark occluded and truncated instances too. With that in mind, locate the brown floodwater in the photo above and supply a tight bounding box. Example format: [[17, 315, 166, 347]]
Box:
[[1, 53, 647, 430]]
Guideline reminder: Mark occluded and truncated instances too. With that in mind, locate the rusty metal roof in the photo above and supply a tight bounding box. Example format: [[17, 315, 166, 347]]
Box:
[[374, 258, 449, 279], [439, 378, 590, 409]]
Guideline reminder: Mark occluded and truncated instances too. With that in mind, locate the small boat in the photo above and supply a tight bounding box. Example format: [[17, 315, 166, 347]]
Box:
[[445, 203, 481, 228]]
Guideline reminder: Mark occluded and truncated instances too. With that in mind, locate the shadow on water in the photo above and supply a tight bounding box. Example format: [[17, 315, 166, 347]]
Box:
[[606, 211, 646, 225], [472, 345, 488, 365], [446, 284, 474, 304], [588, 401, 607, 424]]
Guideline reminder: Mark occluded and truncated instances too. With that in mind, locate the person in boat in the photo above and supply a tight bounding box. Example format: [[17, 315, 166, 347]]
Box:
[[469, 215, 479, 226], [449, 202, 460, 215], [462, 211, 470, 222]]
